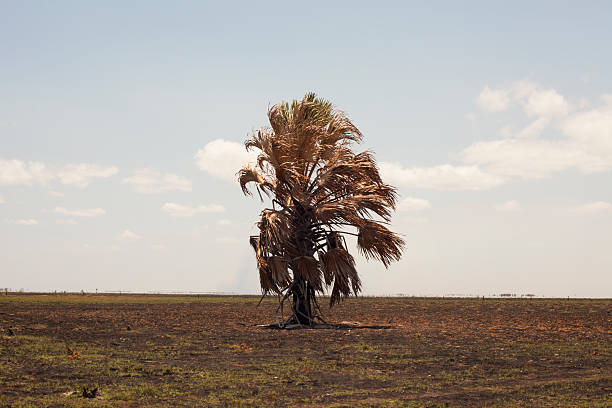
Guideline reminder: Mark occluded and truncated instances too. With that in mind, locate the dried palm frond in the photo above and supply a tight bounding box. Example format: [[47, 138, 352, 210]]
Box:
[[239, 93, 404, 324], [320, 248, 361, 305], [292, 256, 323, 292], [256, 258, 278, 295], [357, 220, 405, 268], [268, 256, 290, 287], [249, 236, 259, 253]]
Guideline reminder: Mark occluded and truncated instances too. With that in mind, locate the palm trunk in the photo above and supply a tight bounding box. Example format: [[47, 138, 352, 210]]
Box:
[[291, 280, 313, 325]]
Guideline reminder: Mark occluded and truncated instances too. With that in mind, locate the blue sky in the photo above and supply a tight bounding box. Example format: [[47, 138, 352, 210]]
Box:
[[1, 1, 611, 296]]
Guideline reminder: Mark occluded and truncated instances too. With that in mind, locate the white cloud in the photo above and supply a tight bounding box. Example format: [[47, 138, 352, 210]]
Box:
[[499, 125, 514, 138], [56, 219, 77, 225], [397, 197, 431, 212], [6, 219, 38, 225], [509, 79, 538, 99], [573, 201, 612, 214], [459, 139, 607, 178], [57, 164, 118, 188], [215, 236, 240, 244], [48, 191, 65, 197], [0, 159, 54, 185], [477, 85, 510, 112], [0, 159, 118, 187], [495, 200, 521, 212], [379, 162, 503, 190], [122, 168, 192, 194], [194, 139, 257, 182], [0, 195, 5, 204], [524, 88, 569, 117], [162, 202, 225, 218], [578, 97, 590, 109], [217, 218, 232, 226], [117, 230, 142, 241], [151, 244, 166, 251], [461, 94, 612, 179], [55, 207, 106, 217], [516, 117, 551, 138], [561, 95, 612, 162], [465, 113, 476, 121], [478, 80, 569, 118], [82, 243, 121, 252], [500, 119, 551, 139], [387, 85, 611, 190]]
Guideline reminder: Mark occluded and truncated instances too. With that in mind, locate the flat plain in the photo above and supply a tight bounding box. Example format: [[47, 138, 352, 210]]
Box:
[[0, 294, 610, 407]]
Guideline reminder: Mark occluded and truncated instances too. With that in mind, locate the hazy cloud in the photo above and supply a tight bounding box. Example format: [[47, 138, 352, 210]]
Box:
[[0, 159, 54, 185], [400, 216, 429, 224], [477, 85, 510, 112], [460, 139, 606, 178], [573, 201, 612, 214], [56, 219, 77, 225], [516, 117, 551, 138], [397, 197, 431, 212], [117, 230, 142, 241], [380, 162, 503, 190], [495, 200, 521, 212], [499, 118, 551, 139], [0, 159, 117, 187], [162, 202, 225, 218], [561, 95, 612, 163], [55, 207, 106, 217], [122, 168, 192, 194], [57, 164, 118, 188], [6, 218, 38, 225], [215, 236, 240, 244]]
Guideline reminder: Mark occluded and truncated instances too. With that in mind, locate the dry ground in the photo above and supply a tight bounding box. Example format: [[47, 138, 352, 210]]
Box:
[[0, 294, 610, 407]]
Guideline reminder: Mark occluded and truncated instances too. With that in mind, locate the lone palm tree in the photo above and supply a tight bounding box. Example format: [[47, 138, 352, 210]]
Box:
[[239, 93, 404, 326]]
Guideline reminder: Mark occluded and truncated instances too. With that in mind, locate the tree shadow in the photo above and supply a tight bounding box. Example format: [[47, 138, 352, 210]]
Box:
[[258, 323, 393, 330]]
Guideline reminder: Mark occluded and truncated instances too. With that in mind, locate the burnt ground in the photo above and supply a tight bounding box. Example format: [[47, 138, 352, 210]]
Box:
[[0, 294, 610, 407]]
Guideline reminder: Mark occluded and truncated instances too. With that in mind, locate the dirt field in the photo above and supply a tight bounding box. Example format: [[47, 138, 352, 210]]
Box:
[[0, 294, 610, 407]]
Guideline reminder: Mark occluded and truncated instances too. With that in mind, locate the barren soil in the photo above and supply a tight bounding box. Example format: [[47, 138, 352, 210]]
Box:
[[0, 294, 610, 407]]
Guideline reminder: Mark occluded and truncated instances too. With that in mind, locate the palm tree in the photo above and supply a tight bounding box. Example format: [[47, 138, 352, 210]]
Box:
[[239, 93, 404, 326]]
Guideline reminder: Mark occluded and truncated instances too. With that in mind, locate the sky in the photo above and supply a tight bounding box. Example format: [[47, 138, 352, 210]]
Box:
[[1, 1, 611, 297]]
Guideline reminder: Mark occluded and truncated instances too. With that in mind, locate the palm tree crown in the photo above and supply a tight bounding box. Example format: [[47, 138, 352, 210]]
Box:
[[239, 93, 404, 324]]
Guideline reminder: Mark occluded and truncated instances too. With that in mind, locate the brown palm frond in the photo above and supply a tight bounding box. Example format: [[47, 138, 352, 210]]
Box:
[[268, 256, 291, 287], [239, 93, 404, 322], [292, 256, 323, 292], [325, 248, 361, 306], [357, 220, 405, 268], [323, 110, 363, 145], [256, 258, 278, 294], [238, 167, 264, 197], [258, 210, 293, 252], [320, 247, 360, 306], [249, 236, 259, 253]]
